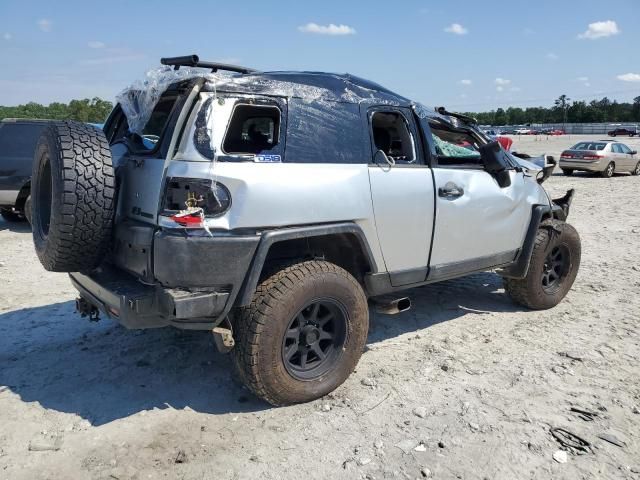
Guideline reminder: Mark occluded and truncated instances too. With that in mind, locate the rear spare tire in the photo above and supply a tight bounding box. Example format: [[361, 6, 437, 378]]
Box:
[[31, 121, 115, 272]]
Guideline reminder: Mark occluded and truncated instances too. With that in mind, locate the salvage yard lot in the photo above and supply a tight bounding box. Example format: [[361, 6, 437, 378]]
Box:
[[0, 135, 639, 480]]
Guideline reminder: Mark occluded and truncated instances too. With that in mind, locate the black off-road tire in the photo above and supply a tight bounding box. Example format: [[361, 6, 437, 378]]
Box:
[[31, 121, 115, 272], [232, 260, 369, 406], [601, 162, 615, 178], [561, 169, 574, 176], [0, 208, 25, 222], [504, 220, 581, 310]]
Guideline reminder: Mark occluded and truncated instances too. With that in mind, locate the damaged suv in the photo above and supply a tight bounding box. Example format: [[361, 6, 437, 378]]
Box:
[[30, 56, 580, 405]]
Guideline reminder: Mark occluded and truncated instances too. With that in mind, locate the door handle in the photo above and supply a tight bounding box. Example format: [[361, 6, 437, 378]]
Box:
[[438, 182, 464, 199]]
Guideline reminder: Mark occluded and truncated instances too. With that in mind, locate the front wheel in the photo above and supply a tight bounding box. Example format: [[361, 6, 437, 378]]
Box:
[[632, 162, 640, 176], [232, 260, 369, 405], [601, 162, 615, 178], [504, 220, 581, 310]]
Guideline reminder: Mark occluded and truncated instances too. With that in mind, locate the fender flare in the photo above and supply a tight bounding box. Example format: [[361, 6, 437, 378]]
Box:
[[500, 204, 551, 279], [235, 222, 378, 306]]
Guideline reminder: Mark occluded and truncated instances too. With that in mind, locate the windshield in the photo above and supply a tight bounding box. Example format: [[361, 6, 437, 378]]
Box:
[[571, 142, 606, 151]]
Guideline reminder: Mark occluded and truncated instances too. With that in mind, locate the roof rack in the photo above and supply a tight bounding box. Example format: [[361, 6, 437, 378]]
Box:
[[160, 55, 256, 74]]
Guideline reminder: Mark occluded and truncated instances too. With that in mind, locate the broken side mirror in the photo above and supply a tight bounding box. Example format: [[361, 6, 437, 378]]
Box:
[[479, 141, 511, 188], [374, 149, 395, 167]]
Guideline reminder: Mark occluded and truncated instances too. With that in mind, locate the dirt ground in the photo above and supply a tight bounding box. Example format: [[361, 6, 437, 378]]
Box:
[[1, 135, 639, 480]]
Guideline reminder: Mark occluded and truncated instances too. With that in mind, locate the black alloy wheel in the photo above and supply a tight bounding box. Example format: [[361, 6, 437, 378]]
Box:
[[282, 299, 348, 380]]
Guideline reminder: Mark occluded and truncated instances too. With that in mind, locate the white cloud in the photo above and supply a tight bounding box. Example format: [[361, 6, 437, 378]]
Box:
[[444, 23, 468, 35], [510, 86, 522, 92], [617, 73, 640, 82], [496, 86, 504, 92], [459, 79, 472, 86], [2, 32, 11, 41], [495, 78, 511, 86], [578, 20, 620, 39], [37, 19, 52, 32], [577, 76, 591, 87], [298, 23, 356, 35], [546, 52, 559, 60], [88, 41, 105, 49]]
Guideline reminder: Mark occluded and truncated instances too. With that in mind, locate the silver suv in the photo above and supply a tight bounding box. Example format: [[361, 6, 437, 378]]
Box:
[[28, 56, 581, 405]]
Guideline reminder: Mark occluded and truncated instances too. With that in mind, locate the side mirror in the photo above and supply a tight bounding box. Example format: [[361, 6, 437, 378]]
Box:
[[630, 150, 637, 155], [479, 141, 511, 188], [374, 149, 395, 167]]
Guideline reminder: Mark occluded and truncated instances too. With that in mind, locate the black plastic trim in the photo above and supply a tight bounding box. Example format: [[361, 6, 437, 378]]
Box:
[[499, 204, 551, 279], [236, 223, 378, 306]]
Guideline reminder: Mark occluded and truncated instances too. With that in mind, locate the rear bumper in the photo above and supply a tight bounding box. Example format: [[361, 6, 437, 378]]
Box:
[[71, 225, 260, 330], [559, 159, 604, 171]]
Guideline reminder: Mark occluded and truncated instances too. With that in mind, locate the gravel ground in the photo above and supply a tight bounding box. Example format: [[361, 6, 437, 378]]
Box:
[[0, 135, 639, 480]]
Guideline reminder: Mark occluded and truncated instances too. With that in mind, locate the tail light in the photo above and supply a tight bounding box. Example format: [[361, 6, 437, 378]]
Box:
[[582, 154, 602, 160], [161, 177, 231, 227], [560, 152, 573, 158]]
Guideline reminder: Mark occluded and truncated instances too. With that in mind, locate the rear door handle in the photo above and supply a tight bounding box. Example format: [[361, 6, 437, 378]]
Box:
[[438, 182, 464, 199]]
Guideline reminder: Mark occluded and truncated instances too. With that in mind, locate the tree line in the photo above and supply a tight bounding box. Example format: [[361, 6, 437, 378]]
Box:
[[1, 94, 639, 127], [464, 95, 640, 126], [0, 98, 113, 124]]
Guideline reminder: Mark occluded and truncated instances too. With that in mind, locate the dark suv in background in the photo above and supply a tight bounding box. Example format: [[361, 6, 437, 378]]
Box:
[[0, 119, 48, 222]]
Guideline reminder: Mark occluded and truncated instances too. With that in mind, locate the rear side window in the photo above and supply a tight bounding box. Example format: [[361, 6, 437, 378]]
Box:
[[139, 94, 178, 149], [222, 104, 281, 155], [371, 111, 416, 163], [611, 144, 623, 153], [0, 123, 46, 157]]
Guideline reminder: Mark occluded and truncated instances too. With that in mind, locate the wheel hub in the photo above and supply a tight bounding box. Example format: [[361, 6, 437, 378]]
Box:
[[282, 299, 348, 380], [541, 245, 570, 294]]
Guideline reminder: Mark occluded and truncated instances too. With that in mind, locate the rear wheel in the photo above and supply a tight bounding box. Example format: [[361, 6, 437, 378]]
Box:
[[632, 162, 640, 176], [232, 260, 369, 405], [504, 220, 581, 310], [601, 162, 615, 178], [561, 169, 574, 176], [31, 121, 115, 272]]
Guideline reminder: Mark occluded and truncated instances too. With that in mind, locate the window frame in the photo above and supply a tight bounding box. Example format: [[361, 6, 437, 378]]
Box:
[[365, 106, 426, 168], [219, 100, 285, 159]]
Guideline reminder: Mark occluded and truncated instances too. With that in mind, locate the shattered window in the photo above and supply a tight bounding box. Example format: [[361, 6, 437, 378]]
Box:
[[222, 104, 280, 155], [430, 123, 482, 166], [371, 111, 415, 163]]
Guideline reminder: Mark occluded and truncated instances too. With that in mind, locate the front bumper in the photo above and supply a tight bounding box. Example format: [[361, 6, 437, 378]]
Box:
[[559, 159, 604, 172], [71, 225, 260, 330]]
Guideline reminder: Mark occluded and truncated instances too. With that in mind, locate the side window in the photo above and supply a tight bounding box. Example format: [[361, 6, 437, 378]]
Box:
[[619, 144, 632, 154], [222, 104, 281, 155], [429, 122, 482, 167], [0, 124, 45, 157], [138, 94, 178, 150], [370, 111, 416, 163], [611, 144, 622, 154]]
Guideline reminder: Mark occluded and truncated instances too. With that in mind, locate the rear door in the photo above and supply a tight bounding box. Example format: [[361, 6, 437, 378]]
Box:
[[423, 120, 531, 281], [105, 88, 189, 224], [366, 106, 435, 286]]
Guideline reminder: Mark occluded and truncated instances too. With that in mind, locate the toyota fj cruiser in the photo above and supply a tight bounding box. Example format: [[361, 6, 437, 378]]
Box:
[[30, 56, 580, 405]]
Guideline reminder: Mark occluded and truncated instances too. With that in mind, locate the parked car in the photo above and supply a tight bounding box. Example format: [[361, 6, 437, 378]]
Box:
[[28, 55, 581, 406], [559, 140, 639, 177], [515, 128, 532, 135], [607, 127, 638, 137], [0, 119, 48, 222]]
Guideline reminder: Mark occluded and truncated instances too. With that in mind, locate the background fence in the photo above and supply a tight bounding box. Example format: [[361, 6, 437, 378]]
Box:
[[529, 123, 639, 135]]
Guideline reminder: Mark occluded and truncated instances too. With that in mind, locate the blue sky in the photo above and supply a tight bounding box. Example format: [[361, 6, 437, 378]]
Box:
[[0, 0, 638, 110]]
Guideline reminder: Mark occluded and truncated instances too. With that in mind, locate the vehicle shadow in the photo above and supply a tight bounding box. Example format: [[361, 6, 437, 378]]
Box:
[[0, 272, 521, 425], [0, 218, 31, 232]]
